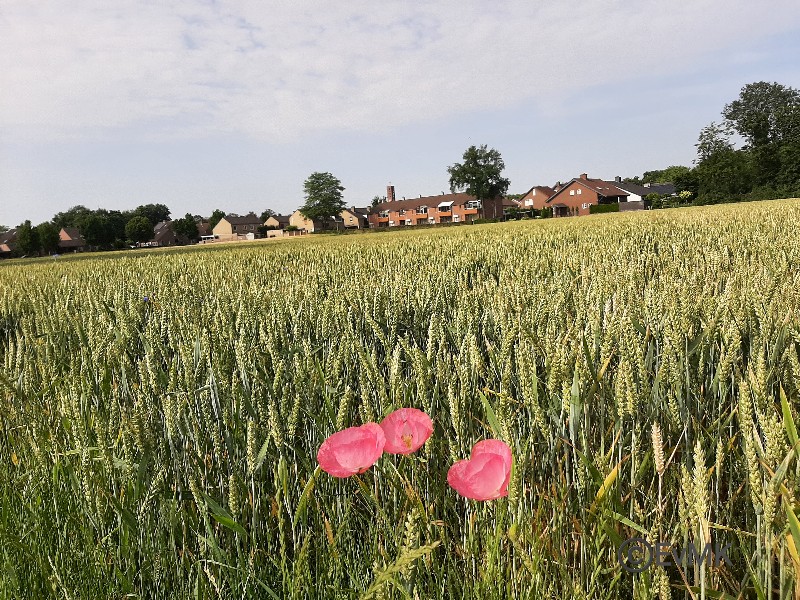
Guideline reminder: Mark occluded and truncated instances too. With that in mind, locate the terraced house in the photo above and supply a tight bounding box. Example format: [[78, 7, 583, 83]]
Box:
[[368, 185, 504, 228]]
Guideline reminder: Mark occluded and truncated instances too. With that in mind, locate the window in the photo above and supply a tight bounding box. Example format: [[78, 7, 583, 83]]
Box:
[[416, 206, 428, 214], [379, 210, 389, 218], [399, 209, 406, 215], [569, 190, 575, 196], [466, 200, 481, 209], [453, 215, 460, 222], [577, 189, 582, 195], [405, 219, 412, 225], [582, 203, 589, 209], [525, 199, 533, 206], [389, 220, 395, 226]]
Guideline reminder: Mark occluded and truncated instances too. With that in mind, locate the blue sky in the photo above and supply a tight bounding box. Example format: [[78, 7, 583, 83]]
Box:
[[1, 1, 799, 226]]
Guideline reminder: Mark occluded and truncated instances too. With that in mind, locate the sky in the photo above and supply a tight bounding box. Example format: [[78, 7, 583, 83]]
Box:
[[1, 1, 800, 226]]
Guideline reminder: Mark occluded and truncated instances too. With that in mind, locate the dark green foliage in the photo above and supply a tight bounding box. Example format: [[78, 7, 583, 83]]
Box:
[[125, 215, 153, 244], [133, 203, 171, 227], [300, 172, 346, 224], [15, 220, 39, 255], [172, 213, 200, 242], [722, 81, 800, 148], [35, 222, 60, 254], [260, 209, 275, 222], [589, 203, 620, 214], [684, 82, 800, 205], [448, 145, 510, 201]]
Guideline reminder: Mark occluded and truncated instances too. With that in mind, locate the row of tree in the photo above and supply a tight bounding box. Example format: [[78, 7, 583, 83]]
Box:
[[628, 82, 800, 205], [3, 81, 797, 253]]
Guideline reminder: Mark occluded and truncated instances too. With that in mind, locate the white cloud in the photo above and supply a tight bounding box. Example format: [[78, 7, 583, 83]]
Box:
[[1, 0, 798, 142]]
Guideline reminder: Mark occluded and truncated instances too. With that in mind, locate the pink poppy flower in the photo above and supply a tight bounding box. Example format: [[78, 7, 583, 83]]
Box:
[[380, 408, 434, 455], [317, 423, 386, 478], [447, 439, 512, 501]]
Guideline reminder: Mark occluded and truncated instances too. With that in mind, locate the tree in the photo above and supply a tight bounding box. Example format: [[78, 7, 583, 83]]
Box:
[[695, 122, 733, 162], [0, 225, 8, 234], [722, 82, 800, 148], [642, 165, 691, 184], [16, 221, 40, 255], [134, 203, 171, 227], [125, 216, 153, 244], [173, 213, 200, 242], [260, 209, 276, 222], [300, 172, 346, 225], [371, 195, 386, 207], [208, 209, 226, 230], [36, 222, 60, 254], [53, 205, 93, 229], [447, 145, 510, 200], [674, 169, 700, 198]]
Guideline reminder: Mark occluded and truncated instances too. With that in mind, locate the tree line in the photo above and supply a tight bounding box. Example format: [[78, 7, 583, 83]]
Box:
[[627, 81, 800, 206], [3, 81, 798, 254]]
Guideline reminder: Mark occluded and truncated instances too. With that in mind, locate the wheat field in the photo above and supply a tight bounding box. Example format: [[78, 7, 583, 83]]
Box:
[[2, 200, 800, 599]]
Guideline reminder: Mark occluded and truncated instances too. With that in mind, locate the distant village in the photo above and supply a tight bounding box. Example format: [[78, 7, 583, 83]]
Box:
[[0, 173, 676, 258]]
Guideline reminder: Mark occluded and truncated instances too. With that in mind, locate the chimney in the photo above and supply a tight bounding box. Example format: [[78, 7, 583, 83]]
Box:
[[580, 173, 588, 180], [615, 176, 621, 182], [387, 184, 396, 203]]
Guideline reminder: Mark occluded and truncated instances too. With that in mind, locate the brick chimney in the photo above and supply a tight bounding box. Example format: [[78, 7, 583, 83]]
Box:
[[387, 184, 395, 203], [615, 176, 622, 182], [580, 173, 588, 180]]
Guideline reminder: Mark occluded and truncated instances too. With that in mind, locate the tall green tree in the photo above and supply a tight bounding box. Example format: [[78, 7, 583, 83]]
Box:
[[300, 172, 346, 225], [36, 222, 60, 254], [695, 122, 733, 162], [642, 165, 691, 184], [173, 213, 200, 242], [16, 220, 40, 255], [125, 216, 153, 244], [260, 209, 276, 222], [722, 81, 800, 148], [134, 204, 171, 227], [0, 225, 9, 234], [447, 145, 510, 200]]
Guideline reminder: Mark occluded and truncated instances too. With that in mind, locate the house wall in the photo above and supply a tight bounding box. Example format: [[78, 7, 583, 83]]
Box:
[[290, 211, 317, 232], [340, 210, 364, 228], [550, 182, 601, 216], [212, 219, 234, 236], [521, 189, 549, 211], [264, 217, 285, 229]]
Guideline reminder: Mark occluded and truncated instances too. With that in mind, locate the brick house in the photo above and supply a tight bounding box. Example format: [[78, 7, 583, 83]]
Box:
[[546, 174, 629, 217], [518, 185, 556, 211], [368, 185, 504, 228]]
